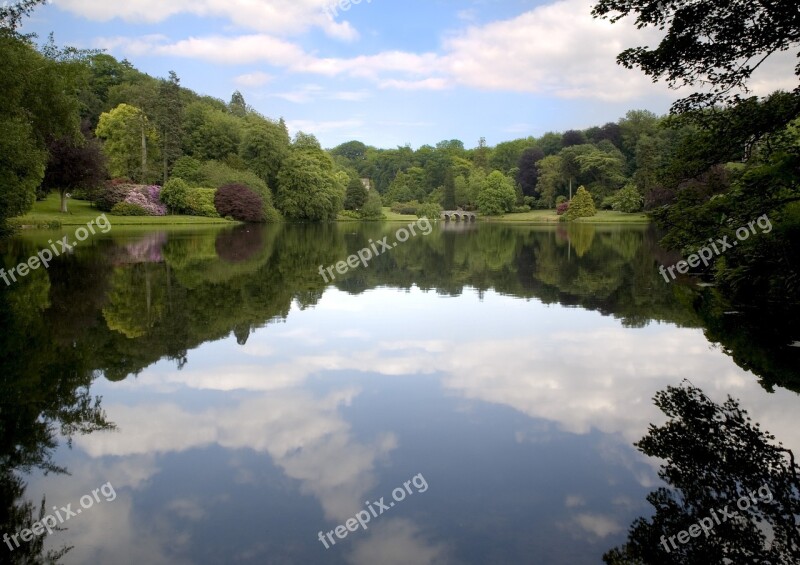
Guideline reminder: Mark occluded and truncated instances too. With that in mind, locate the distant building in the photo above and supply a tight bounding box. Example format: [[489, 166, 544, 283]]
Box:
[[360, 178, 373, 192]]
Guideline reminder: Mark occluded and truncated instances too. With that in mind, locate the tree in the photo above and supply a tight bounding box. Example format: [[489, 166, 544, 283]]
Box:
[[559, 144, 594, 199], [155, 71, 183, 184], [182, 101, 241, 162], [0, 0, 47, 30], [575, 143, 628, 202], [563, 186, 597, 221], [489, 139, 529, 174], [360, 190, 383, 220], [473, 137, 490, 171], [517, 147, 545, 198], [240, 116, 290, 191], [0, 31, 82, 230], [477, 171, 516, 216], [592, 0, 800, 115], [43, 124, 107, 212], [96, 103, 159, 182], [344, 177, 368, 210], [331, 140, 368, 162], [229, 90, 248, 118], [606, 184, 643, 213], [443, 169, 456, 209], [276, 137, 342, 221], [536, 155, 565, 208], [561, 129, 587, 148]]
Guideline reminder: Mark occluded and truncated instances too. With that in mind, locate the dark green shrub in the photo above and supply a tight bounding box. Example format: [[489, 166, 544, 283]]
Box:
[[391, 201, 420, 215], [96, 181, 135, 212], [214, 183, 265, 222], [344, 178, 368, 210], [111, 202, 149, 216]]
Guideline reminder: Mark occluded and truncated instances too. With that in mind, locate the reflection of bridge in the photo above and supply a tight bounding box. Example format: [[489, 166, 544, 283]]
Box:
[[441, 210, 478, 222]]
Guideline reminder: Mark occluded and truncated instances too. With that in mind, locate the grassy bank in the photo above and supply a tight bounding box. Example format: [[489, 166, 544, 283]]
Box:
[[484, 209, 650, 224], [12, 195, 236, 228]]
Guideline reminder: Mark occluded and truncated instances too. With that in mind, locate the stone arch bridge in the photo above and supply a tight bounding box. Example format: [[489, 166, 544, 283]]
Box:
[[441, 211, 478, 222]]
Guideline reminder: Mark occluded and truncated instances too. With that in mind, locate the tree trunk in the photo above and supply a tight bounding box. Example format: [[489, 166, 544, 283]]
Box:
[[141, 113, 147, 183], [60, 190, 68, 213]]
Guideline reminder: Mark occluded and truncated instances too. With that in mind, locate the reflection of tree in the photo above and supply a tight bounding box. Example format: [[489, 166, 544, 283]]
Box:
[[689, 289, 800, 393], [215, 225, 267, 264], [567, 223, 596, 258], [11, 222, 790, 391], [0, 265, 115, 563], [604, 383, 800, 564]]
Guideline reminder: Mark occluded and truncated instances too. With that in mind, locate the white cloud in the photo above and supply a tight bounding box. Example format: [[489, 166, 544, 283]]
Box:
[[233, 71, 273, 87], [54, 0, 359, 41], [81, 0, 797, 101]]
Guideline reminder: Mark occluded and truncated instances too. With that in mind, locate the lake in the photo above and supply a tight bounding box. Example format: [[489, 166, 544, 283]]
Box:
[[1, 221, 798, 564]]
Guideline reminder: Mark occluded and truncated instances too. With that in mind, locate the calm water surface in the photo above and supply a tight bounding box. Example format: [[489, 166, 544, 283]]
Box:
[[1, 222, 798, 564]]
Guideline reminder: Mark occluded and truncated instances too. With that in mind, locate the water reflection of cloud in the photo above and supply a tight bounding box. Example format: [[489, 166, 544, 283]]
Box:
[[78, 389, 396, 522], [346, 518, 452, 565]]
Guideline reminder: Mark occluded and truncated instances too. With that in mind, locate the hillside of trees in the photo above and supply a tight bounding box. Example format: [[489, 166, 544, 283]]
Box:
[[1, 0, 798, 306]]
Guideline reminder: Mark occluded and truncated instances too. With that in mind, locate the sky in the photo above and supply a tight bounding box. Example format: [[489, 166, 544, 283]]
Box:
[[21, 0, 796, 150]]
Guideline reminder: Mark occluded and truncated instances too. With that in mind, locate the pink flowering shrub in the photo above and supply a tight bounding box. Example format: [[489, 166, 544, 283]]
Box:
[[122, 185, 167, 216], [556, 201, 570, 216]]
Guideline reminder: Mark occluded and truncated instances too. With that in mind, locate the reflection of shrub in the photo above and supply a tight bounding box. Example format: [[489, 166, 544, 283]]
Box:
[[557, 201, 570, 216], [215, 226, 265, 263], [391, 201, 420, 215], [111, 202, 149, 216], [161, 178, 190, 214], [214, 183, 265, 222], [185, 188, 220, 217]]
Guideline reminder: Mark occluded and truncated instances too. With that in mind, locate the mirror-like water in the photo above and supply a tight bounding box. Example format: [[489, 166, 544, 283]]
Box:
[[1, 223, 798, 564]]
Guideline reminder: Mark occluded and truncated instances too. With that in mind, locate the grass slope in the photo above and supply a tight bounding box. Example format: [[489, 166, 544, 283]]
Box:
[[13, 195, 235, 228]]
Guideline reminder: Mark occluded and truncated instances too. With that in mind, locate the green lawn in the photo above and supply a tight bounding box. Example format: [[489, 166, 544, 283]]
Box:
[[484, 209, 651, 224], [12, 195, 236, 228], [381, 207, 419, 222]]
